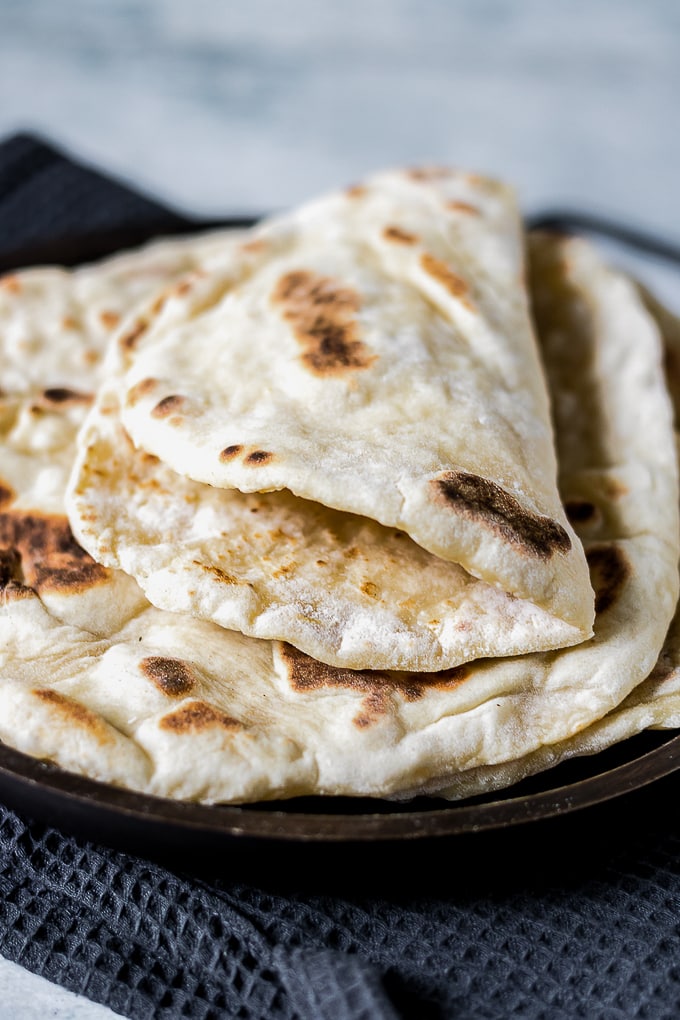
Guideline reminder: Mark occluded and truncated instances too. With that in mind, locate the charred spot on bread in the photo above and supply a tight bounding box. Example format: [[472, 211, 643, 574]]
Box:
[[432, 471, 572, 558], [272, 270, 376, 376]]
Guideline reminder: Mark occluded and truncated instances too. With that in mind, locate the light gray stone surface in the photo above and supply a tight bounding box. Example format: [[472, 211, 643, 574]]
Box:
[[0, 956, 116, 1018], [0, 2, 678, 1015]]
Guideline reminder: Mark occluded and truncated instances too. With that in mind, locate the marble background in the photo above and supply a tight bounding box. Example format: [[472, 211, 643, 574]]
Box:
[[2, 0, 679, 228], [0, 1, 679, 1015]]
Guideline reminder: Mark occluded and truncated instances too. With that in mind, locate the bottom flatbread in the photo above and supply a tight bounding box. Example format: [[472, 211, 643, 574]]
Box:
[[0, 231, 678, 803]]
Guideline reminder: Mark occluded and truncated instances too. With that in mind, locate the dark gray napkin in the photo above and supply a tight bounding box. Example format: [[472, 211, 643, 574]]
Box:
[[2, 133, 680, 1020]]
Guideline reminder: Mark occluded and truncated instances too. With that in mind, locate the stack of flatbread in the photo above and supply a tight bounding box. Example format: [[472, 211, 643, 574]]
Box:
[[1, 166, 679, 804]]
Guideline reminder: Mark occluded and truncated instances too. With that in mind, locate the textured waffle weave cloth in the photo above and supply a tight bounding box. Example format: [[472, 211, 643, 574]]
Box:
[[2, 133, 680, 1020]]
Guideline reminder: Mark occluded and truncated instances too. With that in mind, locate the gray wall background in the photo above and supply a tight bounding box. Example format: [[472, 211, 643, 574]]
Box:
[[2, 0, 678, 228]]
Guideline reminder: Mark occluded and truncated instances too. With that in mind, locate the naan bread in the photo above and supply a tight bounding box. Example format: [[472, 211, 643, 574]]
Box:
[[113, 168, 594, 645], [67, 380, 585, 673], [0, 229, 244, 635], [444, 269, 680, 801], [0, 228, 244, 396], [1, 230, 677, 803]]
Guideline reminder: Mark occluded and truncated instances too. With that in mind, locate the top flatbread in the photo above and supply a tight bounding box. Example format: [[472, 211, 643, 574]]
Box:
[[114, 168, 594, 640]]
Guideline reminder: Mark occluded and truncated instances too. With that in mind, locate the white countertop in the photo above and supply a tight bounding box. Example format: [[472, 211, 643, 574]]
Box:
[[0, 1, 679, 1015]]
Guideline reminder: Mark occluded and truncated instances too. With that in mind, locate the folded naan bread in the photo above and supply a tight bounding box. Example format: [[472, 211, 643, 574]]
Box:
[[67, 168, 595, 671], [1, 227, 677, 803]]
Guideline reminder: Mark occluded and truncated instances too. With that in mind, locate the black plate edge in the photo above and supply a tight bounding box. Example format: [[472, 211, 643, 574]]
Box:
[[2, 731, 680, 846]]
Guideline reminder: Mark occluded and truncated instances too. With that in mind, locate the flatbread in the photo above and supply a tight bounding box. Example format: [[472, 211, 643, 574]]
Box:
[[67, 384, 586, 673], [1, 229, 676, 803], [0, 229, 243, 635], [112, 168, 594, 643], [442, 270, 680, 800], [0, 228, 244, 396]]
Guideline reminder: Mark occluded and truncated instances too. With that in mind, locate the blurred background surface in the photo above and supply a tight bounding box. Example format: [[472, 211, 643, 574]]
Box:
[[4, 0, 680, 306], [2, 0, 678, 227]]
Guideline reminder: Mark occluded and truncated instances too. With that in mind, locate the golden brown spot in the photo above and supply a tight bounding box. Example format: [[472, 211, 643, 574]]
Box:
[[604, 478, 629, 500], [140, 656, 198, 697], [431, 471, 572, 559], [245, 450, 273, 466], [126, 377, 159, 406], [420, 253, 474, 309], [0, 275, 22, 294], [316, 559, 327, 567], [150, 292, 169, 316], [32, 689, 113, 743], [41, 388, 93, 406], [346, 184, 367, 199], [383, 226, 418, 245], [586, 545, 631, 615], [0, 510, 109, 595], [268, 527, 292, 542], [219, 444, 243, 462], [0, 482, 15, 509], [272, 270, 376, 377], [151, 395, 188, 419], [139, 450, 161, 468], [193, 560, 238, 585], [240, 238, 268, 254], [159, 700, 243, 733], [408, 166, 454, 181], [361, 581, 379, 599], [61, 315, 79, 331], [173, 278, 194, 297], [280, 644, 470, 728], [565, 500, 599, 524], [447, 200, 481, 216], [99, 310, 120, 329], [119, 319, 148, 352]]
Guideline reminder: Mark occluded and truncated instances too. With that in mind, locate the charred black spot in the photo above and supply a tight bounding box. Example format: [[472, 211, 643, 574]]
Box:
[[219, 445, 243, 462], [245, 450, 273, 466], [565, 500, 598, 524], [279, 643, 470, 728], [272, 270, 376, 377], [431, 471, 572, 558], [140, 656, 197, 697], [42, 388, 92, 405], [0, 547, 32, 600], [586, 545, 630, 615], [151, 395, 186, 419], [0, 511, 109, 595]]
